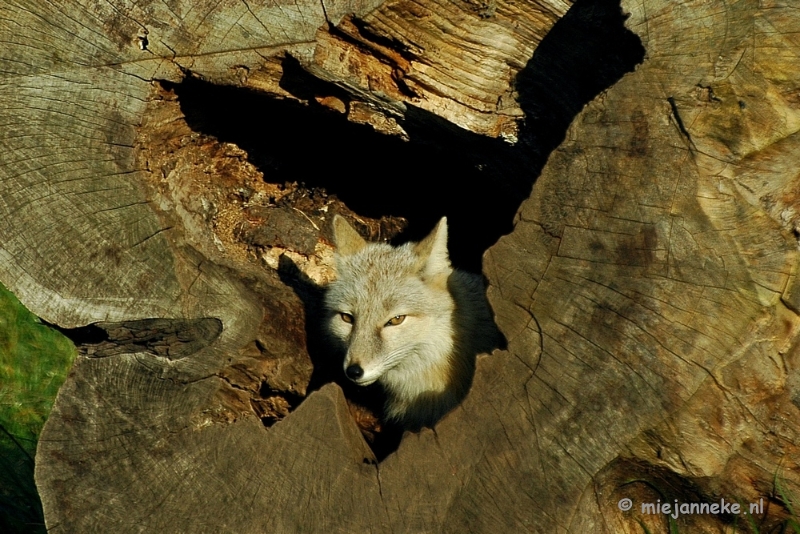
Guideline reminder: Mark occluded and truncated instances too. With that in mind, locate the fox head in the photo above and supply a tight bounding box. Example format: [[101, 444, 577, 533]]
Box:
[[324, 215, 455, 388]]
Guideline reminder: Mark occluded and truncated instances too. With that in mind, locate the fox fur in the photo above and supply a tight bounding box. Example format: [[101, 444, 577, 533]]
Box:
[[324, 215, 501, 431]]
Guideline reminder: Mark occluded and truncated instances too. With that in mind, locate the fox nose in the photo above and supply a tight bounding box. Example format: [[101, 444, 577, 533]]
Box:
[[345, 364, 364, 381]]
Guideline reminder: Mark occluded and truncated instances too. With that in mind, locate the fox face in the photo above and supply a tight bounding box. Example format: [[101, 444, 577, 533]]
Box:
[[325, 216, 455, 390]]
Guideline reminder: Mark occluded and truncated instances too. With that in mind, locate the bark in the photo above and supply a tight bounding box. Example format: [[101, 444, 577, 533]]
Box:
[[0, 0, 798, 532]]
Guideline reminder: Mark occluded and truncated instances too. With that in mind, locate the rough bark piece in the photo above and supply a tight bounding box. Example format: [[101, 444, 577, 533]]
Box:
[[308, 0, 571, 138]]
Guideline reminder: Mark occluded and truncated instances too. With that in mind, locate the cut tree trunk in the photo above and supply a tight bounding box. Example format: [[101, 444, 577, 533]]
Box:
[[1, 0, 799, 532]]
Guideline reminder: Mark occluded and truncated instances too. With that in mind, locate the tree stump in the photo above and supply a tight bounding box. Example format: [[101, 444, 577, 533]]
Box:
[[1, 0, 799, 532]]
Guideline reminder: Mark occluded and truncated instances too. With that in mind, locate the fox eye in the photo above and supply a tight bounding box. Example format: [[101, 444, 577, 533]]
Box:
[[385, 315, 406, 326], [340, 313, 354, 324]]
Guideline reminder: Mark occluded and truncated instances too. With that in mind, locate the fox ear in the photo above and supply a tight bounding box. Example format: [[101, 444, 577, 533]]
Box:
[[414, 217, 452, 281], [333, 214, 367, 256]]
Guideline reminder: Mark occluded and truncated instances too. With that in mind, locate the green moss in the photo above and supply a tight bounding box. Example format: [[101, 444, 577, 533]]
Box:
[[0, 282, 76, 533]]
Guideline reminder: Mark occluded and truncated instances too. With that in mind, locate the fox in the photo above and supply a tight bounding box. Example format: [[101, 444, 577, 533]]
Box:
[[324, 215, 502, 431]]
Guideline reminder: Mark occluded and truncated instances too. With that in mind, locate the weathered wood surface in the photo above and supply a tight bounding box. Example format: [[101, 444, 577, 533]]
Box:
[[485, 1, 800, 531], [0, 0, 799, 532]]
